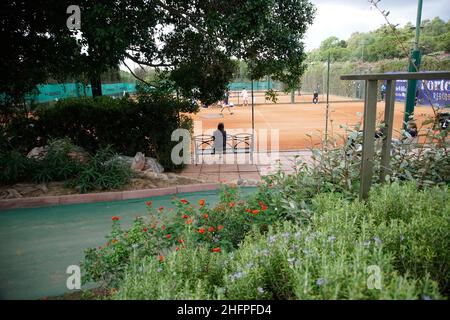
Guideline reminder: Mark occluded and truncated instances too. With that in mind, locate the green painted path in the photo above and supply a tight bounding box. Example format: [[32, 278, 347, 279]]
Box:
[[0, 188, 256, 299]]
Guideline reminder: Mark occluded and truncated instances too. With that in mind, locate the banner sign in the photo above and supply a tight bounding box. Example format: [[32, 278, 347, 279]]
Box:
[[395, 79, 450, 108]]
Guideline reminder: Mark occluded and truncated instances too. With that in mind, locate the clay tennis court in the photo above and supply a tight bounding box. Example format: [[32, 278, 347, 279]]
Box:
[[190, 92, 435, 151]]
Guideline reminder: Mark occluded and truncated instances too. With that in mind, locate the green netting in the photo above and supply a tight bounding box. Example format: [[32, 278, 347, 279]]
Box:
[[228, 80, 284, 91], [0, 187, 256, 300], [24, 82, 137, 104]]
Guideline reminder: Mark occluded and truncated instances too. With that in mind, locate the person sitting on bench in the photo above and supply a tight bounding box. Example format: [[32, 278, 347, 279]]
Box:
[[213, 122, 227, 155]]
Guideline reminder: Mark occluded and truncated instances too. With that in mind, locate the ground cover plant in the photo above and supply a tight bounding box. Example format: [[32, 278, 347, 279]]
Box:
[[81, 183, 449, 300], [0, 138, 133, 192]]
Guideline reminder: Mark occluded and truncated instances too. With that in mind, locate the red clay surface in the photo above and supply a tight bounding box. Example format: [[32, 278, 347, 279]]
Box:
[[190, 94, 435, 150]]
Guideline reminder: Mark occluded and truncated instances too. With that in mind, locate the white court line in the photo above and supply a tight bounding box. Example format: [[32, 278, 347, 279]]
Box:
[[256, 109, 273, 129]]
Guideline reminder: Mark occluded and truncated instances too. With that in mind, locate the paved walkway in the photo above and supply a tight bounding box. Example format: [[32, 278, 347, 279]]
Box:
[[180, 150, 313, 183]]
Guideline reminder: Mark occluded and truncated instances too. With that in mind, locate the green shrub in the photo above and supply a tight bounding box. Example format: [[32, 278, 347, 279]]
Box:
[[34, 93, 197, 170], [114, 220, 442, 300], [31, 138, 84, 183], [83, 183, 447, 300], [70, 146, 133, 193], [0, 149, 32, 184]]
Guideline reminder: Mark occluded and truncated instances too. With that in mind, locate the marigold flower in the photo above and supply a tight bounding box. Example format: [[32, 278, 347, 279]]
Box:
[[208, 226, 215, 232], [218, 225, 223, 231], [212, 247, 221, 253], [180, 199, 189, 204], [252, 209, 260, 215], [166, 234, 172, 239], [203, 213, 209, 219], [146, 201, 152, 206], [159, 255, 164, 262], [111, 216, 120, 221], [198, 227, 206, 234]]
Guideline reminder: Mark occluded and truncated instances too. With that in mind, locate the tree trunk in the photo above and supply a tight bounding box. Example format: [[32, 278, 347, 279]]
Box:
[[90, 74, 103, 97]]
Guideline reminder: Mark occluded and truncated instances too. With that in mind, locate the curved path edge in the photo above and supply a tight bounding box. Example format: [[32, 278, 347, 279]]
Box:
[[0, 183, 221, 211]]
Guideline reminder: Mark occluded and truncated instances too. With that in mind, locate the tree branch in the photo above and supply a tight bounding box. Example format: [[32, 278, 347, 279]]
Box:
[[124, 52, 173, 68], [121, 59, 159, 88]]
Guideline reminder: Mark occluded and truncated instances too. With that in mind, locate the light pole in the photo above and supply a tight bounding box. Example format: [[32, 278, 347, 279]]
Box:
[[404, 0, 423, 128], [325, 52, 331, 142]]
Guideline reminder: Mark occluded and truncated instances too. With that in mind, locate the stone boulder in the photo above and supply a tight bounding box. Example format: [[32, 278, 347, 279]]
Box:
[[27, 147, 46, 160], [131, 152, 146, 171]]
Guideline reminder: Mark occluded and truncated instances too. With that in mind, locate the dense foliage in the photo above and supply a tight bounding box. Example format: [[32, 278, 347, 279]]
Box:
[[1, 93, 197, 170], [2, 0, 315, 104], [83, 183, 448, 300], [308, 17, 450, 63], [0, 138, 133, 192]]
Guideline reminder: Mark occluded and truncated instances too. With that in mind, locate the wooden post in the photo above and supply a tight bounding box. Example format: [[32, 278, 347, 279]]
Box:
[[360, 80, 378, 200], [380, 80, 396, 183]]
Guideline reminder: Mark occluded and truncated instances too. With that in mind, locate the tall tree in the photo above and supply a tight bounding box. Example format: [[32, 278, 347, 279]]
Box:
[[2, 0, 316, 102]]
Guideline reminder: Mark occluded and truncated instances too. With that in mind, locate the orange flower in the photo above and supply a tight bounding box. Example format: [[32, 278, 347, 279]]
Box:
[[252, 209, 260, 215], [180, 199, 189, 204], [198, 227, 206, 234], [166, 234, 172, 239], [146, 201, 152, 206], [212, 247, 221, 253], [159, 255, 164, 262], [111, 216, 120, 221], [203, 214, 209, 219], [185, 219, 193, 224], [208, 226, 215, 232], [218, 225, 223, 231], [199, 199, 205, 206]]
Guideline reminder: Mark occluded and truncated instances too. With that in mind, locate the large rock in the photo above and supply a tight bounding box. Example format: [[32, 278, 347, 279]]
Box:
[[27, 147, 46, 160], [131, 152, 146, 171], [119, 154, 164, 173], [145, 157, 164, 174]]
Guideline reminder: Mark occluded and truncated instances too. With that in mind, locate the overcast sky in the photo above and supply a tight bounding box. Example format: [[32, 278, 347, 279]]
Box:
[[304, 0, 450, 51]]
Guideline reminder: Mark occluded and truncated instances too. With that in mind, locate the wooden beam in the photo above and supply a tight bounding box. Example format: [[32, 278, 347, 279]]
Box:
[[360, 80, 378, 200], [380, 80, 396, 183]]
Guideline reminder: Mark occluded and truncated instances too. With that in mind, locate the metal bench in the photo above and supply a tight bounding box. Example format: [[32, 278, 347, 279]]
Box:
[[193, 133, 254, 164]]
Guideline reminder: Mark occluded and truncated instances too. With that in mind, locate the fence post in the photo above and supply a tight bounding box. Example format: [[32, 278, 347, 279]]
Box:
[[360, 80, 378, 200], [379, 80, 396, 183]]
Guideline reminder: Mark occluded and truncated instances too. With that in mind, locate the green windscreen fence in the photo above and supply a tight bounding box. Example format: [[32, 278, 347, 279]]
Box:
[[25, 82, 137, 104], [228, 80, 284, 91]]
